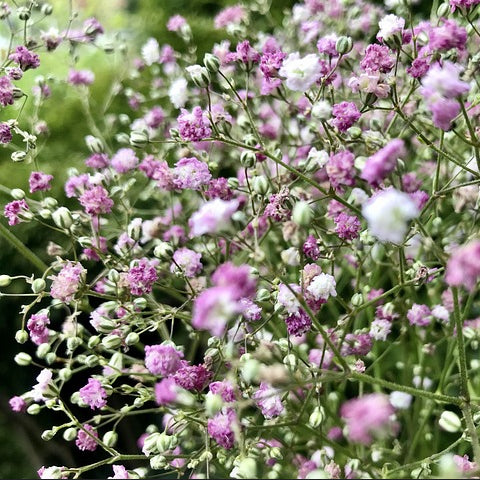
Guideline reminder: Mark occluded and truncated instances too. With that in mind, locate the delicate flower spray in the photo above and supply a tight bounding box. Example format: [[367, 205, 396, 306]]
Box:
[[1, 1, 480, 479]]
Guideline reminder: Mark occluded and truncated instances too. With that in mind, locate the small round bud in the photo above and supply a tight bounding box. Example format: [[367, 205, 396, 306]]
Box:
[[203, 53, 220, 73], [45, 352, 57, 365], [59, 367, 72, 381], [11, 151, 27, 162], [348, 126, 362, 139], [351, 293, 364, 307], [0, 275, 12, 287], [130, 129, 149, 148], [41, 429, 56, 441], [439, 411, 462, 433], [283, 353, 297, 371], [88, 335, 101, 348], [17, 7, 30, 21], [205, 393, 223, 416], [67, 337, 82, 352], [27, 403, 41, 415], [36, 343, 51, 358], [63, 427, 77, 441], [10, 188, 25, 200], [125, 332, 140, 346], [115, 132, 130, 145], [15, 329, 28, 344], [85, 355, 98, 367], [102, 334, 122, 350], [309, 406, 325, 428], [133, 297, 148, 310], [335, 36, 353, 55], [14, 352, 32, 366], [52, 207, 73, 230], [41, 3, 53, 15], [153, 242, 173, 259], [150, 455, 167, 470], [240, 151, 256, 168], [186, 65, 211, 88], [13, 87, 24, 99], [85, 135, 104, 153], [32, 278, 46, 293], [103, 431, 118, 447], [437, 3, 450, 17], [227, 177, 240, 189], [256, 288, 270, 302], [292, 201, 313, 227], [252, 176, 269, 195]]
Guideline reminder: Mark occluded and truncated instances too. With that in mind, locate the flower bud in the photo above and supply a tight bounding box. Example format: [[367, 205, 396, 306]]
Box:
[[88, 335, 101, 348], [203, 53, 220, 73], [17, 7, 30, 20], [133, 297, 148, 310], [102, 334, 122, 350], [59, 367, 72, 381], [270, 447, 283, 460], [281, 247, 300, 266], [103, 431, 118, 447], [41, 3, 53, 15], [205, 393, 223, 416], [96, 317, 117, 333], [437, 3, 450, 17], [292, 201, 313, 227], [351, 293, 364, 307], [252, 176, 269, 195], [63, 427, 77, 441], [309, 406, 325, 428], [32, 278, 46, 293], [439, 411, 462, 433], [311, 101, 332, 120], [256, 288, 270, 302], [0, 275, 12, 287], [186, 65, 211, 88], [130, 129, 149, 148], [335, 36, 353, 55], [45, 352, 57, 365], [15, 329, 28, 344], [67, 337, 82, 352], [227, 177, 240, 189], [115, 132, 130, 144], [37, 343, 51, 358], [39, 209, 52, 219], [14, 352, 32, 366], [156, 432, 177, 453], [153, 242, 173, 259], [108, 352, 123, 372], [85, 135, 104, 153], [11, 151, 27, 162], [150, 455, 167, 470], [27, 403, 41, 415], [85, 355, 98, 367], [125, 332, 140, 346], [283, 353, 297, 371], [240, 151, 256, 168], [13, 87, 24, 99], [240, 356, 260, 384], [41, 429, 56, 441], [52, 207, 73, 230], [10, 188, 25, 200], [231, 457, 257, 479]]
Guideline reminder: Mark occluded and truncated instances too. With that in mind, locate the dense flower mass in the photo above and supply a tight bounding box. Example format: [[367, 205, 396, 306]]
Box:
[[4, 2, 480, 479]]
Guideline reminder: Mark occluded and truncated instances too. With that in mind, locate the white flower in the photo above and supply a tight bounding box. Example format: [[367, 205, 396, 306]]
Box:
[[307, 273, 337, 301], [281, 247, 300, 266], [432, 305, 449, 323], [141, 37, 160, 66], [311, 100, 332, 120], [307, 147, 329, 169], [168, 77, 188, 109], [389, 391, 412, 409], [279, 53, 322, 92], [377, 14, 405, 41], [32, 368, 53, 402], [362, 188, 419, 244], [276, 284, 301, 314]]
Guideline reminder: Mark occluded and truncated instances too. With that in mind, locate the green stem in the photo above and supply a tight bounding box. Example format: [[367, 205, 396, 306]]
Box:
[[0, 222, 48, 272]]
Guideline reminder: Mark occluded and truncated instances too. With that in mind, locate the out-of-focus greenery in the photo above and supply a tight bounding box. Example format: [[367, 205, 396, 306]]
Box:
[[0, 0, 300, 477]]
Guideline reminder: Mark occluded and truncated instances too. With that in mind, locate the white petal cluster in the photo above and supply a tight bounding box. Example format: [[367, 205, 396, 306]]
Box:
[[307, 273, 337, 301], [279, 53, 322, 92]]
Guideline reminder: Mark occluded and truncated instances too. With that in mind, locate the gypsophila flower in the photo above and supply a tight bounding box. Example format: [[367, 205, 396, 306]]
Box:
[[141, 38, 160, 65], [29, 171, 53, 193], [0, 122, 12, 143], [27, 310, 50, 345], [9, 46, 40, 71], [79, 186, 114, 215], [170, 247, 202, 277], [189, 198, 239, 237], [177, 106, 212, 142], [285, 310, 312, 336], [50, 262, 85, 303], [307, 273, 337, 302], [334, 213, 361, 240], [79, 378, 107, 409], [108, 465, 130, 479], [369, 318, 392, 341], [144, 344, 183, 376], [214, 5, 246, 29], [208, 408, 237, 449], [68, 69, 95, 85], [0, 76, 14, 107], [173, 362, 213, 391], [331, 102, 361, 132], [172, 157, 211, 190], [407, 303, 432, 326], [76, 424, 98, 452], [4, 199, 29, 226], [111, 148, 139, 173], [253, 382, 284, 419], [167, 15, 187, 32], [155, 377, 179, 405], [278, 53, 322, 91], [445, 240, 480, 291], [127, 258, 158, 296], [361, 139, 405, 186], [377, 14, 405, 42]]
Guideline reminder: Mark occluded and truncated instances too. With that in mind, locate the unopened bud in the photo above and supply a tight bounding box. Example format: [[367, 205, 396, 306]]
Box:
[[309, 406, 325, 428], [439, 411, 462, 433], [11, 188, 25, 200], [103, 431, 118, 447], [252, 176, 269, 195], [18, 7, 30, 20], [63, 427, 77, 441], [32, 278, 46, 293], [0, 275, 12, 287], [41, 429, 56, 441], [186, 65, 211, 88], [205, 393, 223, 416], [15, 352, 32, 365], [27, 403, 41, 415], [125, 332, 140, 346], [59, 368, 72, 381], [292, 201, 313, 227], [203, 53, 220, 73], [85, 135, 104, 154], [15, 329, 28, 344], [41, 3, 53, 15], [351, 293, 364, 307], [11, 151, 27, 162], [335, 36, 353, 55], [130, 129, 149, 148], [52, 207, 73, 230], [240, 151, 256, 168], [102, 334, 122, 350], [153, 242, 173, 259]]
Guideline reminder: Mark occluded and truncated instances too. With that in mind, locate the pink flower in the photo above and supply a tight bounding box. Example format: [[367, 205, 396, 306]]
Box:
[[212, 262, 257, 299], [173, 362, 213, 391], [445, 240, 480, 291], [9, 396, 27, 412], [361, 139, 405, 186], [50, 262, 85, 303], [9, 45, 40, 71], [127, 257, 158, 296], [209, 380, 236, 402], [79, 186, 114, 215], [360, 44, 394, 73], [340, 393, 395, 444], [111, 148, 139, 173], [253, 382, 284, 419], [214, 5, 246, 29], [155, 377, 179, 405], [167, 15, 187, 32], [4, 199, 29, 226], [144, 344, 183, 376], [177, 106, 212, 142], [331, 102, 361, 132], [453, 454, 477, 473], [172, 157, 211, 190], [68, 69, 94, 85], [76, 424, 98, 451], [207, 408, 237, 449], [334, 213, 361, 240], [189, 198, 239, 237], [79, 378, 107, 409], [0, 123, 12, 143], [285, 310, 312, 336], [27, 311, 50, 345], [108, 465, 130, 479], [326, 150, 356, 190], [0, 75, 14, 107], [29, 171, 53, 193], [171, 247, 202, 277]]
